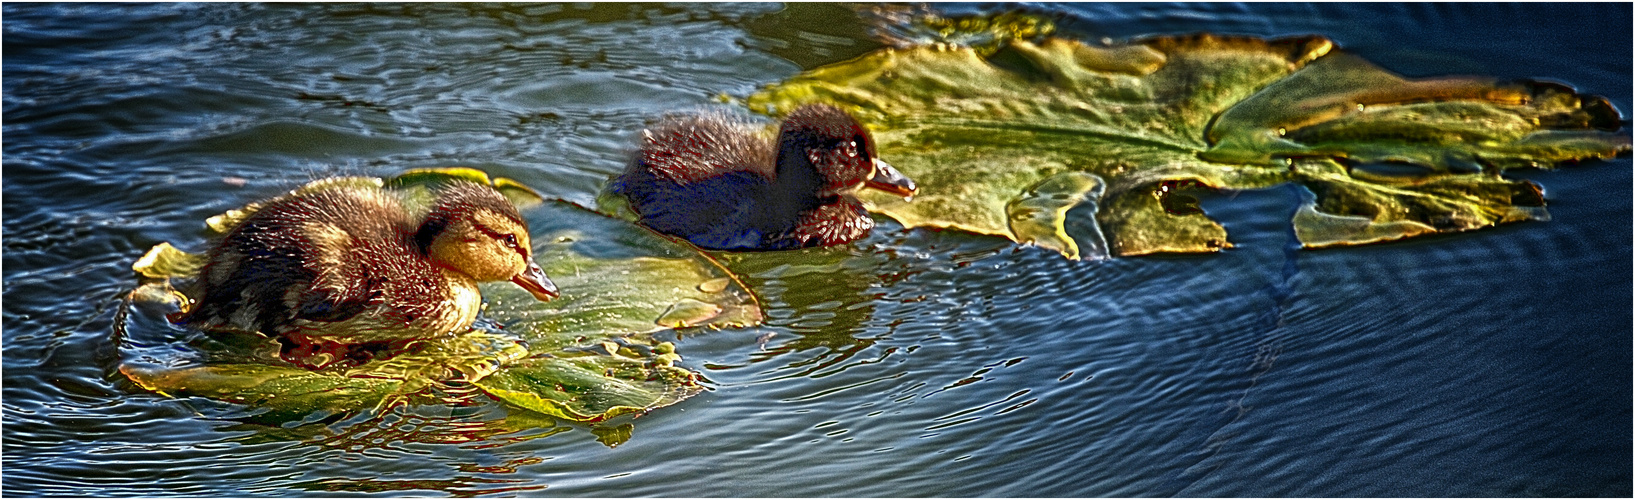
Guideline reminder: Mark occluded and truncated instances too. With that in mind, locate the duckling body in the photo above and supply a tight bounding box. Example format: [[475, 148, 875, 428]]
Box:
[[178, 182, 558, 350], [611, 104, 916, 250]]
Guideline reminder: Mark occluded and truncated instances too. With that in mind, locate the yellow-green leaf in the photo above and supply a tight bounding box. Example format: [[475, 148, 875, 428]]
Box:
[[132, 242, 205, 279], [746, 20, 1629, 257]]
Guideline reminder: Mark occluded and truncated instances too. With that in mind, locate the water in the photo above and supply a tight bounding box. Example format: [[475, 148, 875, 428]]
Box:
[[4, 3, 1629, 496]]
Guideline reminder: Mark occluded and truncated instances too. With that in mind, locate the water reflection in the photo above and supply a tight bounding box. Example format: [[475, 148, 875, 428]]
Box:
[[714, 246, 889, 375]]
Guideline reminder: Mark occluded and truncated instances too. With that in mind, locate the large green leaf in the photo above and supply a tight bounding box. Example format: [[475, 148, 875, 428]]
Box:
[[121, 169, 760, 423], [746, 23, 1629, 257]]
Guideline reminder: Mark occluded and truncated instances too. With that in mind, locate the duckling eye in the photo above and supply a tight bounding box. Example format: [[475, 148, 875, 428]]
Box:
[[501, 234, 520, 249], [844, 141, 858, 158]]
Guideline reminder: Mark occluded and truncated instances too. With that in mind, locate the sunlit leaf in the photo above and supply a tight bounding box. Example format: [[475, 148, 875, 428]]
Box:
[[746, 23, 1629, 257], [132, 242, 206, 279], [386, 166, 547, 210], [120, 168, 760, 423]]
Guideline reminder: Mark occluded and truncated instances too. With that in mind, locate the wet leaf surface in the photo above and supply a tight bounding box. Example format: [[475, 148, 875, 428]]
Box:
[[746, 26, 1629, 257], [120, 169, 760, 423]]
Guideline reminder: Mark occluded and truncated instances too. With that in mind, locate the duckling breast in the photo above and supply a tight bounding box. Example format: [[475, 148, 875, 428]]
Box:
[[433, 269, 483, 334], [779, 198, 875, 249]]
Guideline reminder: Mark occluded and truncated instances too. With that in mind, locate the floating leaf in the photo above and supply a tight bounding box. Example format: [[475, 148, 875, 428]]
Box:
[[119, 168, 760, 423], [746, 25, 1628, 257], [481, 199, 762, 345]]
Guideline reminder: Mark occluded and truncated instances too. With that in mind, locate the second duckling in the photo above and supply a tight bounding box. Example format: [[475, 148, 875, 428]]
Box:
[[175, 180, 557, 367], [610, 104, 917, 250]]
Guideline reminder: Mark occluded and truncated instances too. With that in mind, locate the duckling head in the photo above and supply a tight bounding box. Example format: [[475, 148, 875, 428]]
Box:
[[775, 103, 917, 200], [417, 182, 559, 302]]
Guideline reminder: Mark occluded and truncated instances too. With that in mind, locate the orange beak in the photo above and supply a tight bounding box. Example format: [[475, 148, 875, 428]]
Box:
[[511, 260, 559, 302], [864, 158, 917, 198]]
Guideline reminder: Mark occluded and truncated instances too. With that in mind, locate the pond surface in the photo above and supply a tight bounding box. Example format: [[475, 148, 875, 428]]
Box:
[[3, 3, 1630, 497]]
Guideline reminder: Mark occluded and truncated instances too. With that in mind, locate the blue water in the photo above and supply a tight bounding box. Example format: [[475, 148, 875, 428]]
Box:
[[4, 3, 1629, 497]]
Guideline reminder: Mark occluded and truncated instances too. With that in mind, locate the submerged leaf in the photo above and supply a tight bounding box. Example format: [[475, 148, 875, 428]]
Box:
[[747, 25, 1628, 257], [117, 330, 522, 420], [656, 299, 724, 328], [476, 357, 701, 423], [119, 168, 760, 424], [591, 422, 636, 448], [1007, 171, 1108, 260], [121, 361, 406, 421]]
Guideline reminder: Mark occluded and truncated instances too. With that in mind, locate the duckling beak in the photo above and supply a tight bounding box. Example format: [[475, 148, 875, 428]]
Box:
[[511, 261, 559, 302], [865, 159, 917, 199]]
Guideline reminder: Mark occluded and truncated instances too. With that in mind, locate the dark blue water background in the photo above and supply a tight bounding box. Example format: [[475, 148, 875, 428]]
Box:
[[3, 3, 1629, 497]]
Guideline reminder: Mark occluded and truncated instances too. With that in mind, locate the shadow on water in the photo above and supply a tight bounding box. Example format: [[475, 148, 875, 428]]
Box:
[[708, 240, 899, 378], [1158, 184, 1305, 491]]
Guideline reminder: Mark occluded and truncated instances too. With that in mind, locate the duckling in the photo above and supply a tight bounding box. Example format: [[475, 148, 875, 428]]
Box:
[[610, 103, 916, 250], [175, 181, 558, 367]]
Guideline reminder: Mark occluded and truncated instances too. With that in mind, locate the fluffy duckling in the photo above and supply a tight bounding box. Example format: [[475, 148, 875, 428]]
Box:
[[610, 103, 916, 250], [175, 181, 557, 367]]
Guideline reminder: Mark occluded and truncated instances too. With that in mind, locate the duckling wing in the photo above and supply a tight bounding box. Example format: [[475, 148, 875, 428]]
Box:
[[288, 209, 438, 328], [632, 112, 777, 184], [286, 237, 446, 336], [291, 276, 382, 323], [185, 187, 424, 335], [182, 230, 383, 335], [184, 242, 317, 335]]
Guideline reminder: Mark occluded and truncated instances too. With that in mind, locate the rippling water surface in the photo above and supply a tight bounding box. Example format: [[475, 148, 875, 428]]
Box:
[[4, 3, 1630, 497]]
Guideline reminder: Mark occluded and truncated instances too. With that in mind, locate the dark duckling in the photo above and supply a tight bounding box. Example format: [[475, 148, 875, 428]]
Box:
[[609, 103, 916, 250], [175, 181, 558, 367]]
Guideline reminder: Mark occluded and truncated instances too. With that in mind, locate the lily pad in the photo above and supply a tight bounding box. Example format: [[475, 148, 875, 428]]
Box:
[[746, 22, 1629, 257], [120, 169, 760, 423]]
